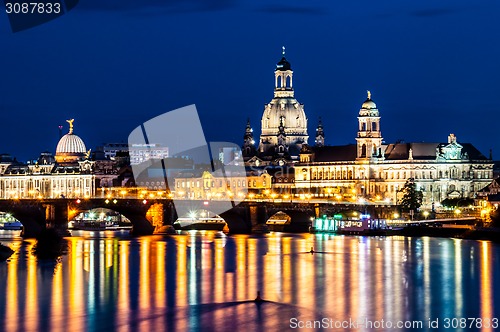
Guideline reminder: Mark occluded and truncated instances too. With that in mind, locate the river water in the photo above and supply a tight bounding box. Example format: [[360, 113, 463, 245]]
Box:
[[0, 230, 499, 331]]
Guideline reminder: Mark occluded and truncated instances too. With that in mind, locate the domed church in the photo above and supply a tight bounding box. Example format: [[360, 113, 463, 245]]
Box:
[[243, 48, 308, 165], [240, 50, 493, 206]]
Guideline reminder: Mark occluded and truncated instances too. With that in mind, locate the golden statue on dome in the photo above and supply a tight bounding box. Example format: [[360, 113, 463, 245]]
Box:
[[66, 119, 74, 134], [367, 90, 371, 100]]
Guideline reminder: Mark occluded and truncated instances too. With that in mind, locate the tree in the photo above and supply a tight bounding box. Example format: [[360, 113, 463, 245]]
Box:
[[397, 178, 423, 213]]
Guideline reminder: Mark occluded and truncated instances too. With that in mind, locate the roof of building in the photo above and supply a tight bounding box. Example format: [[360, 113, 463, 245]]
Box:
[[305, 141, 489, 163], [384, 142, 489, 161], [276, 56, 291, 71], [311, 145, 357, 162], [361, 98, 377, 110], [56, 133, 86, 155]]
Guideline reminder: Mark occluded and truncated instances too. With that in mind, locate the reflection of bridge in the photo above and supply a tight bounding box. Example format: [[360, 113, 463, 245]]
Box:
[[0, 198, 397, 237]]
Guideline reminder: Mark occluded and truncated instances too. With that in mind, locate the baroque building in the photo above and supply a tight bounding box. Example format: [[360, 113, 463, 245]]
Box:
[[244, 48, 308, 165], [294, 93, 493, 206], [241, 52, 494, 207], [0, 120, 96, 199]]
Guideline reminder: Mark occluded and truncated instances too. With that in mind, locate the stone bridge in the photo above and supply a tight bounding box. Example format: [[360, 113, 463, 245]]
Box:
[[0, 198, 397, 237]]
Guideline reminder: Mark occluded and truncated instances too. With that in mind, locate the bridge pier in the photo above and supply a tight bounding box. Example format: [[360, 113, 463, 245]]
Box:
[[44, 202, 70, 235]]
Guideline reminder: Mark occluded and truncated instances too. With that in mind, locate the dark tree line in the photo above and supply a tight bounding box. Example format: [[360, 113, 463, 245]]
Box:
[[397, 178, 423, 213]]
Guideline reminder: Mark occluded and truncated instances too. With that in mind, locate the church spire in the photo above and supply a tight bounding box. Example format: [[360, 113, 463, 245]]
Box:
[[243, 118, 256, 157], [275, 47, 293, 98], [356, 91, 383, 160], [315, 117, 325, 147]]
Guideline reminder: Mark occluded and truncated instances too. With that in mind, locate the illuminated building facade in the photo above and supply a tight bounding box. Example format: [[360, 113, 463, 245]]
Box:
[[174, 169, 272, 200], [244, 48, 308, 165], [0, 121, 96, 199], [294, 93, 494, 206], [241, 54, 494, 206]]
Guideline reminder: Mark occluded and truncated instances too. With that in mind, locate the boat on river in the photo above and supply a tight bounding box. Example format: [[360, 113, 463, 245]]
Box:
[[69, 209, 132, 231], [1, 221, 23, 230], [173, 216, 227, 231], [69, 219, 132, 231], [0, 212, 23, 230]]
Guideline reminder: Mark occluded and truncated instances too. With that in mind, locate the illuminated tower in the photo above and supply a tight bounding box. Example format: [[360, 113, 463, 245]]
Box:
[[356, 91, 383, 160], [242, 118, 256, 157], [315, 117, 325, 147]]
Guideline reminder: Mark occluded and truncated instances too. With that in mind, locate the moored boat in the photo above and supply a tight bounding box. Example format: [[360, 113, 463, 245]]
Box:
[[1, 221, 23, 230], [173, 216, 227, 231]]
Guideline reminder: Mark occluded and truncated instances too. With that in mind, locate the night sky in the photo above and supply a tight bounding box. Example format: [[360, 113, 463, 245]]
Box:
[[1, 0, 499, 161]]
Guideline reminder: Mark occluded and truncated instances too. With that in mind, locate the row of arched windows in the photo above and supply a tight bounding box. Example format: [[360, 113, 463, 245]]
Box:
[[310, 168, 360, 181], [276, 74, 292, 88], [360, 122, 378, 131]]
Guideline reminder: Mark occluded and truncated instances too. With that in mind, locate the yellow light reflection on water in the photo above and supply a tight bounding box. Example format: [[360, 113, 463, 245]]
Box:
[[117, 240, 130, 332], [139, 238, 151, 330], [25, 241, 38, 332], [50, 259, 63, 331], [214, 237, 225, 304], [2, 232, 499, 331], [176, 236, 187, 307], [282, 237, 291, 303], [236, 236, 247, 301], [155, 241, 166, 309], [5, 242, 20, 332], [480, 241, 493, 332], [68, 238, 84, 332]]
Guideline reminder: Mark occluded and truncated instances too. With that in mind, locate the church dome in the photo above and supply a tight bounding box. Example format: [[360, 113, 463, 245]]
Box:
[[56, 133, 86, 154], [361, 99, 377, 109], [55, 119, 87, 163], [361, 91, 377, 109], [260, 98, 308, 145], [360, 91, 379, 114]]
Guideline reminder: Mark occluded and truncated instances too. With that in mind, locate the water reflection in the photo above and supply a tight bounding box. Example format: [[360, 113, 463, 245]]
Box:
[[0, 233, 498, 331]]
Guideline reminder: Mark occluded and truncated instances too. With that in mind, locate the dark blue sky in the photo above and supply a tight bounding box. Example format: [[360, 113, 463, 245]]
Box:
[[1, 0, 499, 161]]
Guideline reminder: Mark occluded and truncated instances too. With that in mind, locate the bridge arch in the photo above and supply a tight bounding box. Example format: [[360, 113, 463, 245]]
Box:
[[67, 199, 166, 235], [0, 202, 46, 237], [266, 209, 313, 232]]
